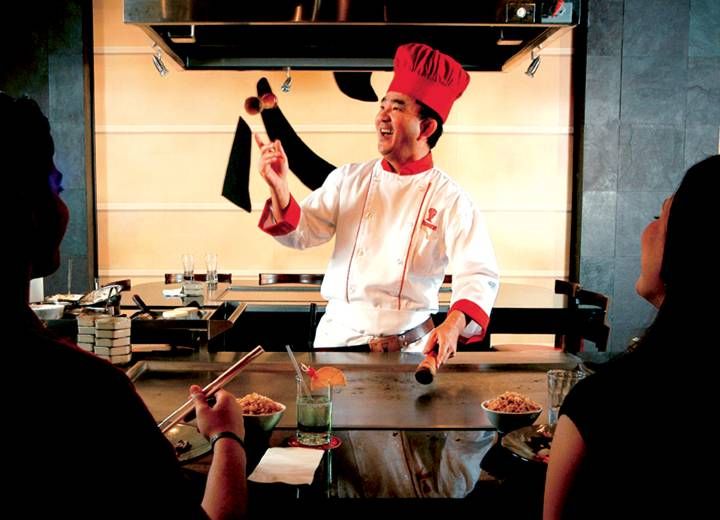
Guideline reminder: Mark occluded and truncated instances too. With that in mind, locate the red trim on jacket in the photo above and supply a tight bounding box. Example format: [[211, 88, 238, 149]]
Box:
[[345, 176, 374, 303], [381, 153, 434, 175], [397, 182, 432, 309], [258, 195, 301, 236], [450, 299, 490, 342]]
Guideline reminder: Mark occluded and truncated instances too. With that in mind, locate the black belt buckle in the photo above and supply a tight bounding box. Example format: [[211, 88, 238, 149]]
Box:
[[368, 336, 401, 352]]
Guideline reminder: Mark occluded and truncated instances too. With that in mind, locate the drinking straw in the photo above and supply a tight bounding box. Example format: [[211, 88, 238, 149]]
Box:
[[285, 344, 312, 397]]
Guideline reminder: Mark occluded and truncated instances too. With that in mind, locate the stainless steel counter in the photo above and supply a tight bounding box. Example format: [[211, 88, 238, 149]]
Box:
[[120, 281, 565, 311], [130, 351, 579, 430]]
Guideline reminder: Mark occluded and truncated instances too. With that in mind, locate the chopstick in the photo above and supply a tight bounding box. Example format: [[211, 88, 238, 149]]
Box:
[[157, 345, 265, 433]]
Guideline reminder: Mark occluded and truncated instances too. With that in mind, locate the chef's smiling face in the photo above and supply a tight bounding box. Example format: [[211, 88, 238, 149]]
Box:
[[375, 91, 425, 166]]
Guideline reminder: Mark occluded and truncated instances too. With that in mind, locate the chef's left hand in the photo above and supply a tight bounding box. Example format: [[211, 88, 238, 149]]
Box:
[[423, 310, 466, 367]]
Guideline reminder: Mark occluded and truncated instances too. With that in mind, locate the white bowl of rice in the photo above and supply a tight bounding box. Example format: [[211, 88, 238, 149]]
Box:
[[237, 392, 286, 432], [482, 391, 542, 434]]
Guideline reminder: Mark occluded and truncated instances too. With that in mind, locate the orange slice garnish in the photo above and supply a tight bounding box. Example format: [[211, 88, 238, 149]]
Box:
[[309, 366, 347, 390]]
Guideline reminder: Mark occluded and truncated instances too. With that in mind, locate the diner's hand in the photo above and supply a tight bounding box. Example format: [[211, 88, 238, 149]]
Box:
[[191, 385, 248, 520], [190, 385, 245, 441], [423, 310, 466, 367], [254, 133, 291, 221]]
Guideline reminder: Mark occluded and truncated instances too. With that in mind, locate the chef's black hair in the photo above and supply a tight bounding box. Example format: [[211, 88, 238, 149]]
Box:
[[418, 100, 443, 149]]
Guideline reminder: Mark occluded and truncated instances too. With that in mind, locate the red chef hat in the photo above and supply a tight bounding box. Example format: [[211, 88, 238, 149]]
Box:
[[387, 43, 470, 123]]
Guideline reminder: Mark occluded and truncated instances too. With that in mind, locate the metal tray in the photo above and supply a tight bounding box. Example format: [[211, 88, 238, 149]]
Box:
[[131, 301, 247, 342], [45, 302, 246, 348]]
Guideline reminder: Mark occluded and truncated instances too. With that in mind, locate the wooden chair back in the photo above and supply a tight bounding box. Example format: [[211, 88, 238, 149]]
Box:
[[486, 280, 610, 353]]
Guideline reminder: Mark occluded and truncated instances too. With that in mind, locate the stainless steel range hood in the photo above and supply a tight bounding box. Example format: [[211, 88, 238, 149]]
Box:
[[124, 1, 579, 72]]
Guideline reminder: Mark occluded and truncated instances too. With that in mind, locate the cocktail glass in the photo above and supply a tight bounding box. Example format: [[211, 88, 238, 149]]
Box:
[[296, 376, 332, 446]]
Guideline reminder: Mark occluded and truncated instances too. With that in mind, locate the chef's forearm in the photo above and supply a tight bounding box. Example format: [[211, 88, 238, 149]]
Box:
[[269, 185, 290, 223]]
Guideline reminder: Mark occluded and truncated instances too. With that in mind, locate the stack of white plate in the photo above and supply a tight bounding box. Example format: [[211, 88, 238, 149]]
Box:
[[94, 317, 132, 365]]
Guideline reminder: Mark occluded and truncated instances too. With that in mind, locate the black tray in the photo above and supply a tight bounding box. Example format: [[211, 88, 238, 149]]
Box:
[[131, 301, 247, 342], [46, 301, 246, 345]]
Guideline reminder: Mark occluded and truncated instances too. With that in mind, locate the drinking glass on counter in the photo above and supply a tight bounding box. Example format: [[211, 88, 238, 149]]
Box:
[[296, 376, 332, 446], [181, 253, 194, 281], [205, 252, 218, 289], [547, 369, 585, 426]]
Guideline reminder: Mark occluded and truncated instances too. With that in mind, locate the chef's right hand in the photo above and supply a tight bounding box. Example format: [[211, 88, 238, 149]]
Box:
[[190, 385, 245, 441], [254, 133, 290, 209]]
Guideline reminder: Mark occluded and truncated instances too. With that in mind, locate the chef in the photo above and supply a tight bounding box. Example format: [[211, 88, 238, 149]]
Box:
[[256, 42, 499, 365]]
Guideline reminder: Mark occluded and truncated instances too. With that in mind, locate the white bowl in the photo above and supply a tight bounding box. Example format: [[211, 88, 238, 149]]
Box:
[[481, 400, 542, 434], [30, 303, 66, 320], [243, 403, 286, 433]]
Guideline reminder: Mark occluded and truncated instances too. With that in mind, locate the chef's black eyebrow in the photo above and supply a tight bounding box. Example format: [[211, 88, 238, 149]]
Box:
[[380, 96, 406, 108]]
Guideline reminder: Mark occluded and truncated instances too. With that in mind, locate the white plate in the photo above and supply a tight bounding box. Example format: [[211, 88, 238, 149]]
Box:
[[165, 423, 210, 463], [501, 423, 555, 464]]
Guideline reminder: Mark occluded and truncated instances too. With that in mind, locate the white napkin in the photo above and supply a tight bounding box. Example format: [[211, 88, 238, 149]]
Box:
[[162, 288, 183, 297], [248, 447, 324, 485]]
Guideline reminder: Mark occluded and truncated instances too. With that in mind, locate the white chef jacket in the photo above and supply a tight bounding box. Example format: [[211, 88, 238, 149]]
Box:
[[259, 156, 499, 349], [334, 430, 495, 498]]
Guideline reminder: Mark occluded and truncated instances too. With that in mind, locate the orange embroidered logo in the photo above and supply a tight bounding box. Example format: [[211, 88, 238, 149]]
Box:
[[422, 208, 438, 231]]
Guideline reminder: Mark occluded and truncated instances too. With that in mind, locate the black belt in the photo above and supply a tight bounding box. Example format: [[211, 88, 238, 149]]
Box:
[[315, 317, 435, 353]]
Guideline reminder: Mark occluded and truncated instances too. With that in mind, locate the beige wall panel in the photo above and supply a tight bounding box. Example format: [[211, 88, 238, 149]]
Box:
[[490, 335, 555, 347], [94, 55, 264, 126], [97, 209, 568, 277], [94, 0, 152, 47], [96, 133, 313, 206], [485, 212, 570, 273], [95, 55, 380, 126], [494, 277, 567, 311], [258, 73, 380, 124], [96, 132, 377, 206], [97, 210, 336, 270], [552, 30, 574, 48], [257, 133, 572, 212], [96, 209, 566, 278], [432, 134, 572, 210], [459, 59, 572, 127], [97, 131, 570, 207], [276, 130, 380, 167], [96, 130, 571, 277], [96, 133, 235, 203]]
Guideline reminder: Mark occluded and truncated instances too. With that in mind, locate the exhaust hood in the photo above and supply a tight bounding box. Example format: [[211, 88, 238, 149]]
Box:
[[124, 1, 579, 72]]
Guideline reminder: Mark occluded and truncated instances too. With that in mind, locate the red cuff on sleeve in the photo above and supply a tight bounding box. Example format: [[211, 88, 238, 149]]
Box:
[[258, 195, 300, 236], [450, 299, 490, 341]]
